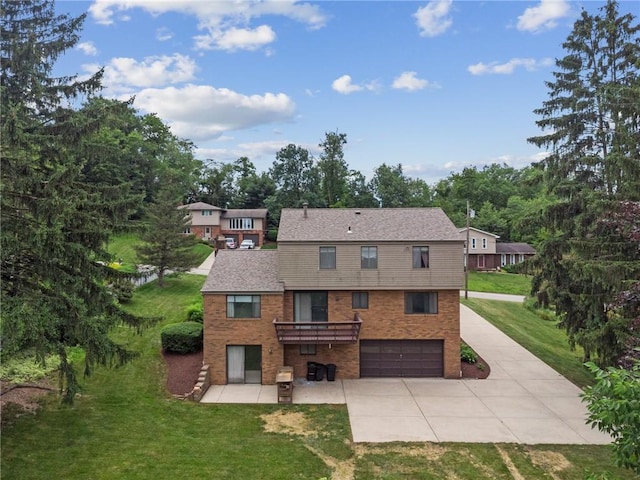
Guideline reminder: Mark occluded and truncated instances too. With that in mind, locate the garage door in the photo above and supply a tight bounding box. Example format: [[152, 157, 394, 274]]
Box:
[[244, 234, 260, 246], [360, 340, 443, 377]]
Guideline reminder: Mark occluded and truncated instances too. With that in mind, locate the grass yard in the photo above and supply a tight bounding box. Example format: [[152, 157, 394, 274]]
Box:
[[466, 271, 532, 296], [461, 298, 594, 388], [106, 233, 214, 270], [1, 275, 634, 479]]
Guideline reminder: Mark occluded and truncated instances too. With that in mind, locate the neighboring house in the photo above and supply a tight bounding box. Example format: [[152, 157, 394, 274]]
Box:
[[178, 202, 267, 247], [459, 227, 536, 271], [202, 206, 464, 385]]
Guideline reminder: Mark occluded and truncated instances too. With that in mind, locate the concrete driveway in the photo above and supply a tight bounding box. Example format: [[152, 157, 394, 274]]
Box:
[[201, 303, 611, 444]]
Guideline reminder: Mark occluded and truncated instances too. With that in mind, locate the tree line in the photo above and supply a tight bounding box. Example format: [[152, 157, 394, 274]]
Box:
[[1, 0, 638, 418]]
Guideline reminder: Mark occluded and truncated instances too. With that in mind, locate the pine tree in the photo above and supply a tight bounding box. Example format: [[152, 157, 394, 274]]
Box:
[[528, 1, 640, 365], [135, 189, 202, 288], [1, 0, 150, 402]]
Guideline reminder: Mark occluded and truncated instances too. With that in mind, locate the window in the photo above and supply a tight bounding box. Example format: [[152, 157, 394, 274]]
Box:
[[352, 292, 369, 309], [471, 238, 477, 249], [319, 247, 336, 269], [482, 238, 487, 249], [227, 295, 261, 318], [202, 210, 212, 216], [300, 344, 317, 355], [501, 254, 506, 267], [405, 292, 438, 314], [361, 246, 377, 269], [230, 218, 254, 230], [183, 226, 191, 234], [294, 292, 328, 323], [412, 246, 429, 268]]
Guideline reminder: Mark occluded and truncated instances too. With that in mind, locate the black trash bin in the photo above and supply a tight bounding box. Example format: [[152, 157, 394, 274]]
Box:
[[306, 361, 317, 381], [315, 363, 326, 381], [326, 363, 337, 381]]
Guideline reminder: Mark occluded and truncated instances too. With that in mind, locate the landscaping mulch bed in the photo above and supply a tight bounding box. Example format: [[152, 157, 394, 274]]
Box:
[[162, 349, 204, 396]]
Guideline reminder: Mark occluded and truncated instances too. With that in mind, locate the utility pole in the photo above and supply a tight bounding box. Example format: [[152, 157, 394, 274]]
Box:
[[465, 200, 470, 300]]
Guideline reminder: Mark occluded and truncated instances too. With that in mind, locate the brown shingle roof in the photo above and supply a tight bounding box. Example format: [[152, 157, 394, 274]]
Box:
[[496, 243, 537, 254], [222, 208, 268, 218], [278, 207, 462, 242], [179, 202, 222, 211], [201, 250, 283, 293]]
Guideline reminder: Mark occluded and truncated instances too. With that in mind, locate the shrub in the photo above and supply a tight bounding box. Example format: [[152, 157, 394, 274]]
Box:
[[460, 343, 477, 364], [185, 302, 203, 323], [266, 228, 278, 242], [161, 322, 203, 353]]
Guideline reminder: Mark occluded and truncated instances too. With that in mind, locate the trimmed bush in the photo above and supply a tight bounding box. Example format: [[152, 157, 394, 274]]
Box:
[[185, 302, 203, 323], [460, 343, 477, 364], [266, 228, 278, 242], [161, 322, 203, 353]]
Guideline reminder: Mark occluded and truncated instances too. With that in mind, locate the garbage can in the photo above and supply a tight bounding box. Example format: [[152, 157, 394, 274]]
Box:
[[306, 361, 317, 381], [315, 363, 326, 381], [326, 363, 337, 381]]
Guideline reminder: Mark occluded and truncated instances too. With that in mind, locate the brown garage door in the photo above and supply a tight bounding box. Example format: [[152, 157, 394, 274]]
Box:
[[360, 340, 444, 377]]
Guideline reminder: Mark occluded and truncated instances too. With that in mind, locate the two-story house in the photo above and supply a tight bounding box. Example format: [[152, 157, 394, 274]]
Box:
[[179, 202, 267, 247], [201, 206, 464, 385], [460, 227, 536, 271]]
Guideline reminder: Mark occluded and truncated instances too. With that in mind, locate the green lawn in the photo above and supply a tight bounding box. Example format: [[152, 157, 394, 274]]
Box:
[[106, 233, 214, 269], [1, 276, 633, 479], [466, 271, 532, 296], [461, 298, 594, 388]]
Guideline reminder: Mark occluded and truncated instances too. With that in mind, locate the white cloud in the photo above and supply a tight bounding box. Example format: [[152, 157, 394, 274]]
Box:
[[332, 75, 363, 94], [156, 27, 173, 42], [392, 71, 439, 91], [77, 41, 98, 56], [414, 0, 453, 37], [195, 25, 276, 51], [517, 0, 570, 33], [132, 84, 296, 141], [467, 57, 553, 75], [96, 54, 198, 90], [89, 0, 326, 52]]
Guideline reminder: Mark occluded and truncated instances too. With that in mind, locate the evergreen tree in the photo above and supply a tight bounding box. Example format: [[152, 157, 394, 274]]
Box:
[[528, 1, 640, 365], [135, 188, 202, 288], [1, 0, 150, 402]]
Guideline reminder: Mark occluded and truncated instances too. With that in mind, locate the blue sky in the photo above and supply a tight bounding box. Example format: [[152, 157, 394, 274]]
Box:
[[55, 0, 638, 185]]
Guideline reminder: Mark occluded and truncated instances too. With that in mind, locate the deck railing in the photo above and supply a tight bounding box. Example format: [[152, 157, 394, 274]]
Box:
[[273, 313, 362, 344]]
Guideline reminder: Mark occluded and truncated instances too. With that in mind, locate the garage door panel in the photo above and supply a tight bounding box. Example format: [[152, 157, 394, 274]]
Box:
[[360, 340, 443, 378]]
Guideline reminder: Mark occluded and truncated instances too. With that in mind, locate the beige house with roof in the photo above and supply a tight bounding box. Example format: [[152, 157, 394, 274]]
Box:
[[202, 206, 464, 385], [459, 227, 536, 271], [179, 202, 267, 246]]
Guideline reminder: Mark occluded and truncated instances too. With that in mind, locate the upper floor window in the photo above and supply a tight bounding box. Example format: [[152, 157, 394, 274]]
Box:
[[412, 246, 429, 268], [227, 295, 261, 318], [482, 238, 487, 249], [183, 226, 191, 234], [319, 247, 336, 269], [471, 238, 477, 249], [361, 246, 378, 269], [230, 218, 254, 230], [352, 292, 369, 309], [202, 210, 213, 216], [405, 292, 438, 314]]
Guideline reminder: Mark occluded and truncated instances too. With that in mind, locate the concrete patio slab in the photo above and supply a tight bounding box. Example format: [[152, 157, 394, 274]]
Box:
[[346, 394, 424, 417], [342, 378, 411, 397], [350, 415, 438, 443], [428, 417, 520, 443]]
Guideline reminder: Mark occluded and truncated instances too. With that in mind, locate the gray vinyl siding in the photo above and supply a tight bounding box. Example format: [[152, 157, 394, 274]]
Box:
[[277, 242, 464, 290]]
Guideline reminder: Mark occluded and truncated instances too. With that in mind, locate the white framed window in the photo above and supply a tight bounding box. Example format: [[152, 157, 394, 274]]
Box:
[[227, 295, 261, 318], [183, 226, 191, 234], [202, 210, 212, 216], [510, 254, 515, 264], [230, 218, 254, 230], [412, 246, 429, 268], [482, 238, 487, 249], [471, 238, 477, 249], [501, 254, 506, 267], [361, 246, 377, 269], [319, 247, 336, 269]]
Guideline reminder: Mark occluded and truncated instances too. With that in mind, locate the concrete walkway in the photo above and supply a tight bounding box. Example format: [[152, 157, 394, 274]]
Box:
[[200, 298, 610, 445], [188, 250, 216, 275]]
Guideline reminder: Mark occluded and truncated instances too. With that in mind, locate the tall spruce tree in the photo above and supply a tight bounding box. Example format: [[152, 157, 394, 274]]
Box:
[[135, 188, 202, 288], [1, 0, 149, 402], [528, 1, 640, 365]]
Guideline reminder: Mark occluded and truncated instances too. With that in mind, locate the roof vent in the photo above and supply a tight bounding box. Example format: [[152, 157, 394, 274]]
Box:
[[303, 202, 308, 218], [355, 210, 361, 215], [347, 225, 352, 234]]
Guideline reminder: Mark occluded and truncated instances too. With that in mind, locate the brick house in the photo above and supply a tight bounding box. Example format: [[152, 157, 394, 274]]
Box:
[[202, 206, 464, 385], [179, 202, 267, 247], [460, 227, 536, 271]]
